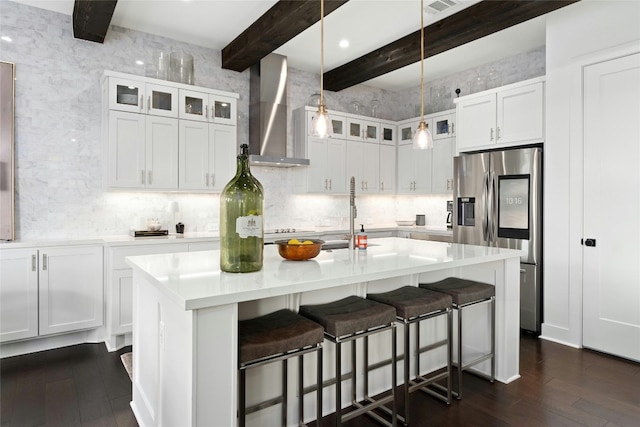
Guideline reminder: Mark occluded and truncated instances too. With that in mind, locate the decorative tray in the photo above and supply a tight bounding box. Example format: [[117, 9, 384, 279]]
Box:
[[130, 230, 169, 237]]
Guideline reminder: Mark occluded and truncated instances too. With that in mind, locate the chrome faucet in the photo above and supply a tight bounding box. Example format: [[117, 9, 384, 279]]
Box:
[[349, 176, 357, 250]]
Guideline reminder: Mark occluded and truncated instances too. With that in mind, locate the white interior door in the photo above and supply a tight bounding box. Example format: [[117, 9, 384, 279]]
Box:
[[583, 52, 640, 362]]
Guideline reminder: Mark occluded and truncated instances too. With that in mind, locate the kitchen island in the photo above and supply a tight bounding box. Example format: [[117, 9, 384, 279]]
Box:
[[126, 237, 521, 427]]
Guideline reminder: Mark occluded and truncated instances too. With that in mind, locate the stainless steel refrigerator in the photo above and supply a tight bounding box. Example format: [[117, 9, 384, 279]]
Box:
[[453, 146, 542, 333], [0, 61, 15, 241]]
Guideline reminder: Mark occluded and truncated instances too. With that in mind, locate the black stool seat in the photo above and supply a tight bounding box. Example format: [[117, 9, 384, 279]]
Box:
[[300, 295, 396, 338], [419, 277, 494, 306], [239, 309, 324, 364], [367, 286, 452, 319]]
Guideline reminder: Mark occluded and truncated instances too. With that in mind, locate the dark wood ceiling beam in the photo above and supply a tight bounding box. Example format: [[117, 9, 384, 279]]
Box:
[[222, 0, 349, 72], [324, 0, 581, 92], [72, 0, 118, 43]]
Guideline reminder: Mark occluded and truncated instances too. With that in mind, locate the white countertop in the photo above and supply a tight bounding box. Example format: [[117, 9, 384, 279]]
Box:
[[0, 226, 452, 249], [126, 237, 520, 311]]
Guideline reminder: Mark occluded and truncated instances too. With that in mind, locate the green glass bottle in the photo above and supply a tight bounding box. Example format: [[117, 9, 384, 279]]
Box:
[[220, 144, 264, 273]]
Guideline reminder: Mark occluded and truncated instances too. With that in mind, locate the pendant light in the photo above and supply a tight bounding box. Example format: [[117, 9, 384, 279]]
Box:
[[310, 0, 331, 138], [413, 0, 433, 150]]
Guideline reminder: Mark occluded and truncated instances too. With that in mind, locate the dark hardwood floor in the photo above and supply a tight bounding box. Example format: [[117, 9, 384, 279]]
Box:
[[1, 333, 638, 426]]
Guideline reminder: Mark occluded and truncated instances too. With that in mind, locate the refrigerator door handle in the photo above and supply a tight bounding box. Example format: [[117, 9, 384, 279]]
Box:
[[490, 170, 498, 242], [482, 171, 490, 242]]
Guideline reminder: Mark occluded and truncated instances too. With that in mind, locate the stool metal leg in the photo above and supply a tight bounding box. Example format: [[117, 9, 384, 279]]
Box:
[[457, 305, 463, 400], [404, 320, 411, 425], [239, 368, 246, 427], [354, 338, 359, 403], [283, 359, 288, 425], [336, 340, 342, 427], [391, 326, 397, 427], [299, 354, 304, 426], [490, 296, 496, 382], [446, 308, 453, 404], [317, 347, 323, 425]]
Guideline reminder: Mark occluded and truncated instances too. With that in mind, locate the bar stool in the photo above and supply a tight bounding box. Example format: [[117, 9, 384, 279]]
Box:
[[419, 277, 495, 399], [367, 286, 453, 425], [238, 309, 324, 427], [299, 295, 398, 426]]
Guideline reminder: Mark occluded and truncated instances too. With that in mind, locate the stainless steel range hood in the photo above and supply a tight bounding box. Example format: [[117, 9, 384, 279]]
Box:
[[249, 54, 309, 167]]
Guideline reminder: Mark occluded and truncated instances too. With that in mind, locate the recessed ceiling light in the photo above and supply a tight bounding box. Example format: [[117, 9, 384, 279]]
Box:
[[339, 39, 349, 49], [1, 36, 12, 42], [135, 60, 144, 65]]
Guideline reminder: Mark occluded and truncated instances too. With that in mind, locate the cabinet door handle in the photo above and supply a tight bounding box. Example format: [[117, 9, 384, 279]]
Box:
[[148, 171, 152, 185], [496, 126, 501, 140], [141, 170, 145, 185], [32, 254, 36, 271], [365, 181, 368, 190], [205, 173, 209, 186], [324, 179, 328, 190], [381, 182, 384, 192], [329, 179, 332, 190], [210, 173, 214, 187], [147, 96, 151, 112], [42, 254, 47, 271], [490, 128, 494, 141], [205, 105, 209, 120], [451, 123, 455, 135], [139, 95, 143, 111]]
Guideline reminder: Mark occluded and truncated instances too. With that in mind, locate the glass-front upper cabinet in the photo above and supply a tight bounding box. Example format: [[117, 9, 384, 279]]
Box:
[[347, 118, 379, 143], [380, 121, 396, 145], [432, 111, 455, 140], [398, 119, 421, 145], [179, 89, 237, 126], [145, 83, 178, 118], [306, 111, 346, 139], [108, 77, 144, 113], [107, 77, 178, 117]]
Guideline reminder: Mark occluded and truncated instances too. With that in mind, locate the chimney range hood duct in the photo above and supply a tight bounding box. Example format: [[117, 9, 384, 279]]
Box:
[[249, 54, 309, 167]]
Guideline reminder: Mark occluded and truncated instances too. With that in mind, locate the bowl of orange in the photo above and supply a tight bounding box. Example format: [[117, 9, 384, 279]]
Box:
[[275, 239, 325, 261]]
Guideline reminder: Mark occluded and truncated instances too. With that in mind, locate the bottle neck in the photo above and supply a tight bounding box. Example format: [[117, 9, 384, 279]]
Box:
[[237, 154, 250, 175]]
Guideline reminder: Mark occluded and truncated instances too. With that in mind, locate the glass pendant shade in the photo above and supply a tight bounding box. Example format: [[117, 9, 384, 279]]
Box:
[[311, 104, 331, 138], [413, 120, 433, 149]]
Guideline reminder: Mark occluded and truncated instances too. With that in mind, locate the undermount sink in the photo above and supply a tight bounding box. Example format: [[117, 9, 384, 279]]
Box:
[[322, 240, 350, 250], [322, 240, 378, 250]]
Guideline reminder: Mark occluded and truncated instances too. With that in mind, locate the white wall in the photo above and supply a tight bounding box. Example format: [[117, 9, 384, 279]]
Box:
[[0, 0, 545, 241], [543, 0, 640, 346]]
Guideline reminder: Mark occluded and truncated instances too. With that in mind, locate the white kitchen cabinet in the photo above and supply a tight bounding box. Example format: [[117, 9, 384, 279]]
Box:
[[456, 79, 544, 152], [178, 88, 237, 126], [0, 245, 103, 342], [106, 111, 178, 190], [397, 119, 421, 145], [0, 249, 39, 342], [347, 117, 379, 143], [303, 109, 347, 139], [103, 71, 238, 192], [296, 136, 346, 194], [380, 120, 396, 145], [39, 246, 104, 336], [346, 141, 379, 193], [397, 143, 432, 194], [106, 243, 190, 341], [107, 76, 178, 118], [431, 137, 455, 193], [432, 111, 456, 140], [179, 121, 237, 191], [379, 143, 396, 194]]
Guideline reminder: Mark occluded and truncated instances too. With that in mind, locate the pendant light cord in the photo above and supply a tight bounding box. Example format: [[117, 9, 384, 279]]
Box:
[[320, 0, 325, 107], [420, 0, 424, 121]]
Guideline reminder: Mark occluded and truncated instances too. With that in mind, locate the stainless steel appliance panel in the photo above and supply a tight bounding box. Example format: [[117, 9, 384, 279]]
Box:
[[519, 263, 540, 333], [0, 61, 15, 241], [453, 152, 490, 247]]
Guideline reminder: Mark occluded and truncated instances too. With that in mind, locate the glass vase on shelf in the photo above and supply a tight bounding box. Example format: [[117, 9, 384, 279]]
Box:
[[219, 144, 264, 273]]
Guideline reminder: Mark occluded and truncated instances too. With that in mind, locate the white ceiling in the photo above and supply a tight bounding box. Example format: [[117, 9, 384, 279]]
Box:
[[11, 0, 546, 91]]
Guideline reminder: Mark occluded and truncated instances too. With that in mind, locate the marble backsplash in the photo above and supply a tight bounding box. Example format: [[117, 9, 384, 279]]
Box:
[[0, 1, 544, 240]]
